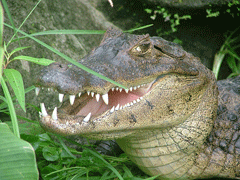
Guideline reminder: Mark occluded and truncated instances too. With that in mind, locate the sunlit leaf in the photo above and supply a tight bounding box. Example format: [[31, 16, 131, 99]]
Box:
[[0, 123, 39, 180], [4, 69, 25, 112], [12, 55, 55, 66]]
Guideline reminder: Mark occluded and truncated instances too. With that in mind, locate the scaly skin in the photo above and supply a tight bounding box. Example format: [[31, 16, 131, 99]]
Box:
[[35, 28, 240, 179]]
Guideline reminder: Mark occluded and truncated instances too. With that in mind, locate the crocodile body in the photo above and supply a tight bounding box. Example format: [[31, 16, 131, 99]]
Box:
[[35, 28, 240, 179]]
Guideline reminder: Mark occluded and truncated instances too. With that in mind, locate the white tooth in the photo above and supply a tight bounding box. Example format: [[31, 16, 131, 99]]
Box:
[[91, 92, 94, 97], [133, 100, 137, 104], [83, 112, 91, 122], [120, 106, 123, 110], [115, 104, 120, 110], [129, 87, 133, 91], [35, 87, 40, 96], [130, 102, 134, 106], [78, 92, 82, 97], [126, 103, 130, 107], [119, 88, 122, 92], [66, 121, 69, 125], [40, 103, 48, 117], [59, 93, 64, 102], [125, 89, 129, 93], [110, 106, 115, 113], [137, 85, 140, 88], [95, 94, 100, 102], [133, 86, 137, 90], [137, 98, 140, 102], [69, 95, 76, 105], [52, 107, 58, 120], [112, 87, 115, 91], [102, 93, 109, 105], [140, 97, 143, 100], [116, 87, 119, 91], [87, 91, 90, 95]]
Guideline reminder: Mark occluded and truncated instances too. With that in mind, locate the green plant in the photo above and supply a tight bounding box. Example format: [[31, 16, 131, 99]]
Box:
[[212, 27, 240, 79], [206, 1, 240, 18], [145, 6, 191, 35]]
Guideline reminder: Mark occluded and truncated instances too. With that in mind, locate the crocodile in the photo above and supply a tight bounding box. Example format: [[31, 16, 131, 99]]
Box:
[[35, 28, 240, 179]]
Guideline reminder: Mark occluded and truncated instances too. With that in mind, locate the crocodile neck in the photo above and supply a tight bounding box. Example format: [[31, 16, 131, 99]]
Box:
[[117, 79, 218, 179]]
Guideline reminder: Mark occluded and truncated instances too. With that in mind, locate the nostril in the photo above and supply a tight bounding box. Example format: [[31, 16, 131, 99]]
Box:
[[51, 62, 69, 71]]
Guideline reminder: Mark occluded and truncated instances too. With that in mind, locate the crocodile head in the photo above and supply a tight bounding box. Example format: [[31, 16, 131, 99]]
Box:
[[35, 28, 217, 140]]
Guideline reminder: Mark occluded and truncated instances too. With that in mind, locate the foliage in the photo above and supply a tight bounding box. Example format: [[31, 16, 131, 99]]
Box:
[[212, 27, 240, 79], [145, 6, 191, 35]]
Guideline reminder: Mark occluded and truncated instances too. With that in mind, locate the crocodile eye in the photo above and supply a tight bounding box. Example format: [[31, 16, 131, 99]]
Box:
[[131, 42, 151, 55]]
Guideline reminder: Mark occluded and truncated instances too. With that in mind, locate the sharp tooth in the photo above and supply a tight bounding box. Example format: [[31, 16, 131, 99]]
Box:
[[83, 112, 91, 122], [129, 87, 133, 91], [126, 103, 130, 107], [140, 97, 143, 100], [137, 98, 140, 102], [116, 87, 119, 91], [35, 87, 40, 96], [69, 95, 76, 105], [95, 94, 100, 102], [112, 87, 115, 91], [87, 91, 90, 95], [110, 106, 115, 113], [91, 92, 94, 97], [133, 86, 137, 90], [40, 103, 48, 117], [133, 100, 137, 104], [125, 89, 129, 93], [59, 93, 64, 102], [115, 104, 120, 110], [130, 102, 134, 106], [78, 92, 82, 97], [119, 88, 122, 92], [137, 85, 140, 88], [102, 93, 109, 105], [52, 107, 58, 120], [120, 106, 123, 110]]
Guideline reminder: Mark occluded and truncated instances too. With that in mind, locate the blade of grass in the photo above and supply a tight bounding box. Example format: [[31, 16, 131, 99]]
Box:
[[57, 137, 77, 159], [6, 0, 42, 47], [1, 77, 20, 138], [30, 29, 106, 36], [1, 0, 21, 47], [124, 24, 153, 33], [86, 149, 124, 180], [4, 23, 127, 89]]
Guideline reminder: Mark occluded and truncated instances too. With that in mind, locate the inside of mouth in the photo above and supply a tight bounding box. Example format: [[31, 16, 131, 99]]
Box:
[[62, 82, 153, 117]]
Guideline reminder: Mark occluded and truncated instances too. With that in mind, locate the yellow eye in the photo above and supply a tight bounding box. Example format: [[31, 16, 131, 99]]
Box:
[[132, 43, 151, 54]]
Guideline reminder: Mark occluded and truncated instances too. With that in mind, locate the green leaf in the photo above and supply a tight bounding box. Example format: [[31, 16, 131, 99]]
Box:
[[0, 123, 39, 180], [4, 69, 25, 112], [12, 55, 55, 66], [42, 146, 60, 161], [1, 77, 20, 138], [8, 46, 31, 57]]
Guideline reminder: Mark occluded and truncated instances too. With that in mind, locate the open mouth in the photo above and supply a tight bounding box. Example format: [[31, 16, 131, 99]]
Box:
[[36, 80, 154, 123]]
